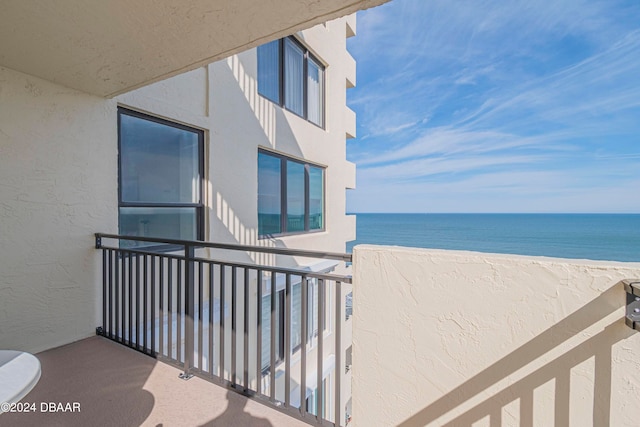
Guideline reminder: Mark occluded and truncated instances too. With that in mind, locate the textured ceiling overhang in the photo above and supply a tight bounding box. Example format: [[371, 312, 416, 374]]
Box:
[[0, 0, 388, 97]]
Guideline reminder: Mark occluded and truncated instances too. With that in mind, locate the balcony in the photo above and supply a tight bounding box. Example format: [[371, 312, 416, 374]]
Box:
[[4, 237, 640, 426]]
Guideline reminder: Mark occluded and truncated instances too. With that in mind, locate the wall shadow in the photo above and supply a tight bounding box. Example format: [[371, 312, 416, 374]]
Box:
[[208, 53, 309, 268], [398, 282, 633, 427], [1, 336, 155, 427], [200, 389, 273, 427]]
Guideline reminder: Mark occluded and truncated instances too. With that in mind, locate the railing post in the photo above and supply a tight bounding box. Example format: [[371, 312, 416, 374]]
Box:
[[335, 280, 342, 427], [180, 244, 195, 380]]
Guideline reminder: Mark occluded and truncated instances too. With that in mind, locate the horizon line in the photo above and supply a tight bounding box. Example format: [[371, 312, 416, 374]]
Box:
[[346, 212, 640, 215]]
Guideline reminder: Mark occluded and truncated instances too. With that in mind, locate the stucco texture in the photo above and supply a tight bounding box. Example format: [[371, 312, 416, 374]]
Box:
[[0, 66, 118, 353], [0, 0, 387, 97], [352, 245, 640, 427]]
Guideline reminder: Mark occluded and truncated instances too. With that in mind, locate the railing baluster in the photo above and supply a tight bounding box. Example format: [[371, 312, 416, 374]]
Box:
[[285, 273, 291, 407], [123, 253, 127, 343], [231, 266, 237, 385], [177, 258, 182, 363], [270, 271, 276, 402], [128, 253, 133, 347], [136, 253, 140, 350], [199, 260, 204, 371], [102, 249, 107, 336], [182, 245, 195, 378], [209, 262, 214, 376], [256, 269, 263, 396], [143, 254, 148, 352], [108, 249, 113, 339], [335, 280, 342, 427], [317, 278, 324, 422], [244, 268, 250, 390], [219, 264, 226, 379], [168, 259, 173, 360], [150, 255, 155, 355], [300, 276, 308, 417], [115, 251, 121, 342], [159, 257, 165, 357]]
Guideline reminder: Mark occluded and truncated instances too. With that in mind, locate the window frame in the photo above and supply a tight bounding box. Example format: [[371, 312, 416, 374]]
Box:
[[258, 149, 326, 239], [257, 36, 326, 128], [117, 107, 205, 248]]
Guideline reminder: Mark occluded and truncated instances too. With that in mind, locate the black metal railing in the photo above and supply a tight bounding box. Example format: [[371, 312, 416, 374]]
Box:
[[95, 233, 351, 426]]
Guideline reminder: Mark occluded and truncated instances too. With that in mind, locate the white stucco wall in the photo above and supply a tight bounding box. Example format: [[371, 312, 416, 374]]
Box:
[[352, 245, 640, 427], [0, 66, 117, 353]]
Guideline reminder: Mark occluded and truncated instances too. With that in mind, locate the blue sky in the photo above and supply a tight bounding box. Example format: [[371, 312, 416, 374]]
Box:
[[346, 0, 640, 213]]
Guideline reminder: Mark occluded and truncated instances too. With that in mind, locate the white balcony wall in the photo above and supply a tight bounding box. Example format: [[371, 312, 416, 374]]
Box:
[[0, 66, 118, 353], [352, 245, 640, 427]]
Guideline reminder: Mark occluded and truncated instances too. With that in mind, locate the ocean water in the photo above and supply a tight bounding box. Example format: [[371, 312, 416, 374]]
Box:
[[346, 214, 640, 262]]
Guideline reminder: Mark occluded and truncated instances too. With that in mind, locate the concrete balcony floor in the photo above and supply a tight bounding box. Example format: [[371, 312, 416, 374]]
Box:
[[2, 336, 308, 427]]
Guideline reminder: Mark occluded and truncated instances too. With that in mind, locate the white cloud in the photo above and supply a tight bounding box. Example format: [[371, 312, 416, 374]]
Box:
[[347, 0, 640, 212]]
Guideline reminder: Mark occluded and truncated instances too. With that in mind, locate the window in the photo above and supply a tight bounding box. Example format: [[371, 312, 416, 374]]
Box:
[[118, 108, 204, 247], [258, 150, 325, 237], [257, 37, 325, 127]]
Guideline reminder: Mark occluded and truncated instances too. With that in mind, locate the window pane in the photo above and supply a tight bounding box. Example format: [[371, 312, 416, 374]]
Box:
[[120, 114, 200, 203], [309, 166, 324, 230], [284, 39, 304, 116], [286, 161, 305, 232], [257, 40, 280, 104], [119, 207, 198, 247], [258, 152, 282, 235], [307, 58, 323, 126]]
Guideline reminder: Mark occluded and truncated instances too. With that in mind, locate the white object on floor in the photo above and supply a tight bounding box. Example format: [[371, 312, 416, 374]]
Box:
[[0, 350, 41, 408]]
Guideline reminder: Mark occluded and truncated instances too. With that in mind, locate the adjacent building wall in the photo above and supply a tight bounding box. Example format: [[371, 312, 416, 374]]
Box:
[[117, 17, 356, 265], [352, 245, 640, 427]]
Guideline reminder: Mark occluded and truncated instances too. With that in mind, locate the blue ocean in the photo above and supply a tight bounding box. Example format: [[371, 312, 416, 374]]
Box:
[[346, 214, 640, 262]]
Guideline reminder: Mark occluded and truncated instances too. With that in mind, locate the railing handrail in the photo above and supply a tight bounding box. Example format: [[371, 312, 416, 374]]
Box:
[[95, 232, 352, 262], [99, 245, 351, 283]]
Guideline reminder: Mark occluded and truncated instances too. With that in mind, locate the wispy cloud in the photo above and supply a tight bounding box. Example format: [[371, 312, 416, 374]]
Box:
[[347, 0, 640, 212]]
